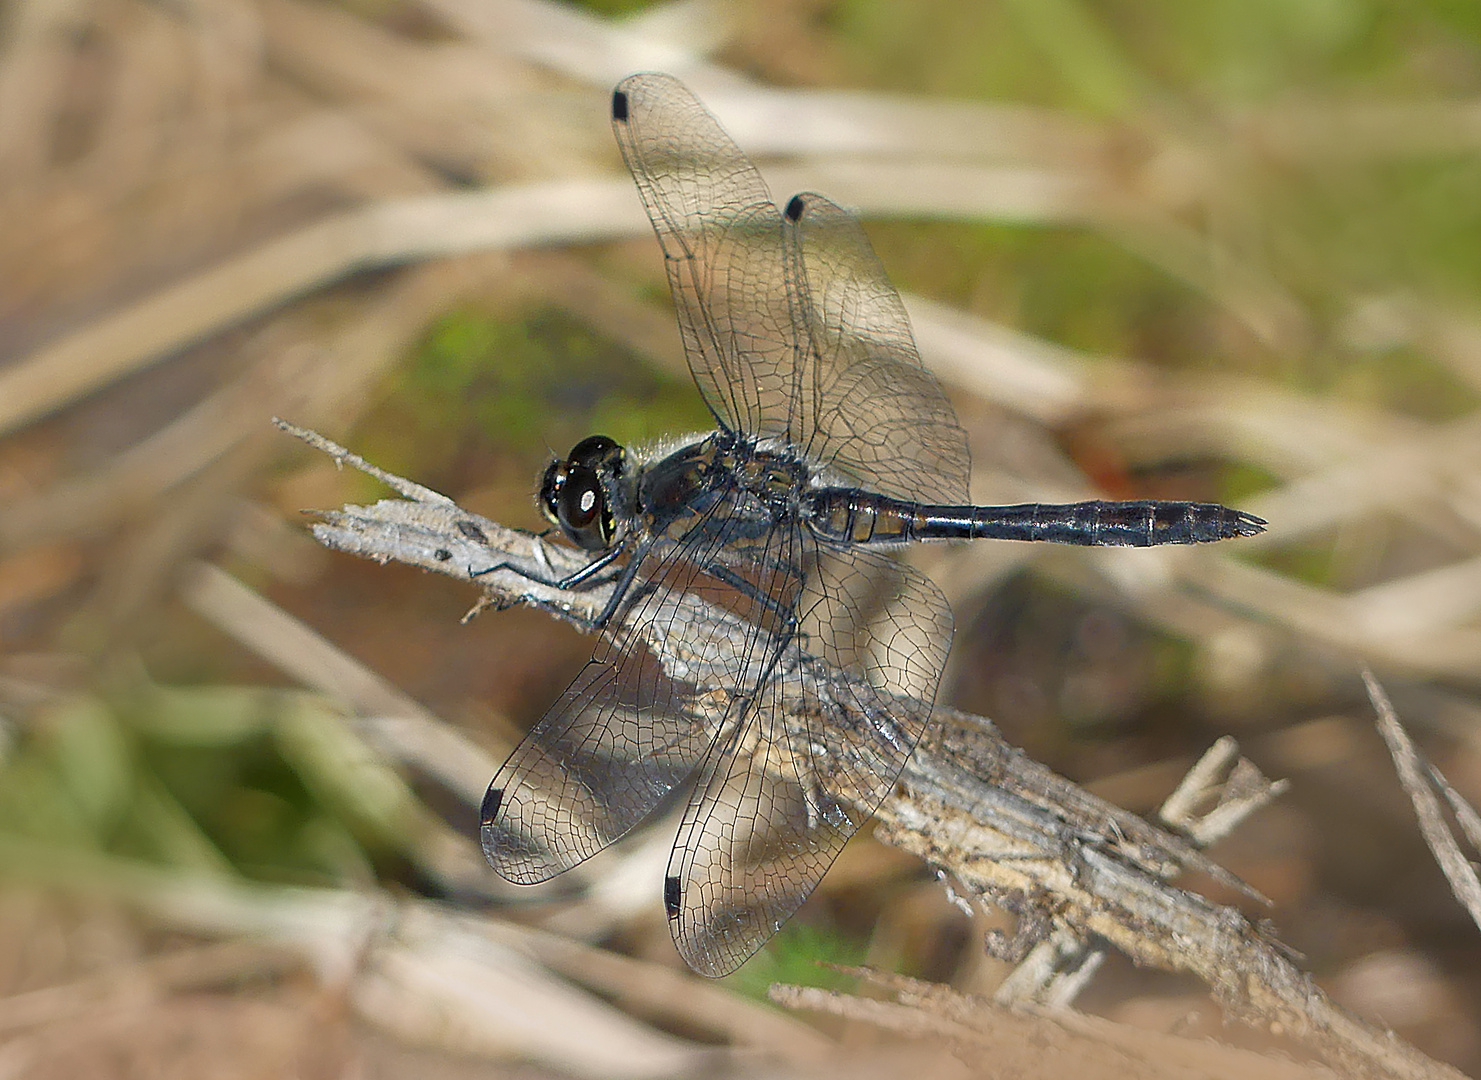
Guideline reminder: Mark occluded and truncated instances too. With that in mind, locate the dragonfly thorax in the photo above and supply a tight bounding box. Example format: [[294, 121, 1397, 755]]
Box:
[[714, 436, 810, 502]]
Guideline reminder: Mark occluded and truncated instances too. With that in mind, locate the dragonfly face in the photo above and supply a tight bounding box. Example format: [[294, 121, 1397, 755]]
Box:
[[538, 435, 629, 551]]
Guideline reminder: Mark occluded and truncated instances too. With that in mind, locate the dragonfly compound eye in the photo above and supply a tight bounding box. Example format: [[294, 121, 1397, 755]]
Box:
[[569, 435, 624, 472], [558, 465, 614, 550]]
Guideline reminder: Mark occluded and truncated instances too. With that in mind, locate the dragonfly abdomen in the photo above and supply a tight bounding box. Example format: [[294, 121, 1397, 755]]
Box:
[[954, 500, 1265, 546], [806, 491, 1265, 547]]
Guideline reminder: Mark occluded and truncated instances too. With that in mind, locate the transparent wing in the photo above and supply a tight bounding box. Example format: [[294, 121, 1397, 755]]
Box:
[[613, 74, 971, 503], [666, 540, 954, 976], [593, 74, 966, 973], [481, 477, 805, 884], [480, 552, 716, 884], [784, 193, 972, 504], [612, 73, 800, 440]]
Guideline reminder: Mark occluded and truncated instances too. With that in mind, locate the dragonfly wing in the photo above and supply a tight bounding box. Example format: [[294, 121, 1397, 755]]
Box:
[[784, 192, 971, 504], [482, 508, 738, 883], [666, 539, 953, 976], [612, 73, 804, 442], [483, 473, 808, 884], [481, 644, 712, 885], [613, 75, 968, 503]]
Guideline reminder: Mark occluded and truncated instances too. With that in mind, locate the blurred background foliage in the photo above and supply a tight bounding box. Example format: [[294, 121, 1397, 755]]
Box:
[[0, 0, 1479, 1075]]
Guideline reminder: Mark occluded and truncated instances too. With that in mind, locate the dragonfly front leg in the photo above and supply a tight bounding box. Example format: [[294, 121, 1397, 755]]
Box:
[[472, 540, 640, 635], [472, 538, 629, 593]]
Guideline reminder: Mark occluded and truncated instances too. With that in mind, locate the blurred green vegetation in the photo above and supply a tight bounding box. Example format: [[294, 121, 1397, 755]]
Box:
[[866, 221, 1205, 363], [352, 306, 712, 499], [827, 0, 1481, 416], [0, 681, 429, 889], [724, 922, 869, 1002], [829, 0, 1481, 104]]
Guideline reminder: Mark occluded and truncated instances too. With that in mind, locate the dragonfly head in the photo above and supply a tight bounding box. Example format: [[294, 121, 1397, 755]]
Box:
[[538, 435, 628, 551]]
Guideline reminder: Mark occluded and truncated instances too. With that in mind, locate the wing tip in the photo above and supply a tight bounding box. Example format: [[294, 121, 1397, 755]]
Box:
[[612, 88, 630, 123], [479, 785, 504, 827]]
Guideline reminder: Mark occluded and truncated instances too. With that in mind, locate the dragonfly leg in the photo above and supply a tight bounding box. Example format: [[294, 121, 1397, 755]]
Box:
[[471, 544, 640, 634], [472, 538, 628, 593], [700, 562, 800, 622], [589, 533, 663, 630]]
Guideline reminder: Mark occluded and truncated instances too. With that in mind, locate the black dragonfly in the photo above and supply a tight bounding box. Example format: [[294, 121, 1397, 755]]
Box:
[[479, 72, 1264, 977]]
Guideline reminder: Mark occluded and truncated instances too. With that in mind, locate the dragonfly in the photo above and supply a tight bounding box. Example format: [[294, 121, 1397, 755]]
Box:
[[479, 72, 1265, 977]]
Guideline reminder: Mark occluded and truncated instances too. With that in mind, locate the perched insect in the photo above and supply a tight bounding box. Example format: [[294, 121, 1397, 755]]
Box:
[[480, 73, 1264, 976]]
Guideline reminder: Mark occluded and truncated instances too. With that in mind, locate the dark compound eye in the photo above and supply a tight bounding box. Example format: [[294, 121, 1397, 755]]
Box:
[[556, 466, 612, 550], [560, 468, 602, 528], [538, 437, 625, 550], [570, 435, 623, 471]]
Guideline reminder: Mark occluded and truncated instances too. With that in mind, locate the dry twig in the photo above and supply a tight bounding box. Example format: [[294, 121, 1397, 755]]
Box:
[[772, 969, 1340, 1080]]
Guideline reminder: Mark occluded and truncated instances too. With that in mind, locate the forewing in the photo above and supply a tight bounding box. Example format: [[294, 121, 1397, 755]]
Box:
[[480, 649, 710, 885], [612, 76, 968, 499], [666, 540, 953, 976], [784, 193, 971, 503], [482, 477, 805, 884], [480, 555, 714, 884], [612, 73, 801, 440]]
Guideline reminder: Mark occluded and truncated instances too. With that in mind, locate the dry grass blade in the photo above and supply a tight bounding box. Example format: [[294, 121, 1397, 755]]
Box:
[[0, 185, 643, 438], [0, 941, 301, 1035], [0, 844, 716, 1080], [0, 153, 1106, 442], [472, 918, 834, 1064], [772, 972, 1342, 1080], [1365, 670, 1481, 934], [181, 558, 441, 726], [417, 0, 741, 91], [1159, 736, 1289, 848], [0, 0, 92, 184]]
